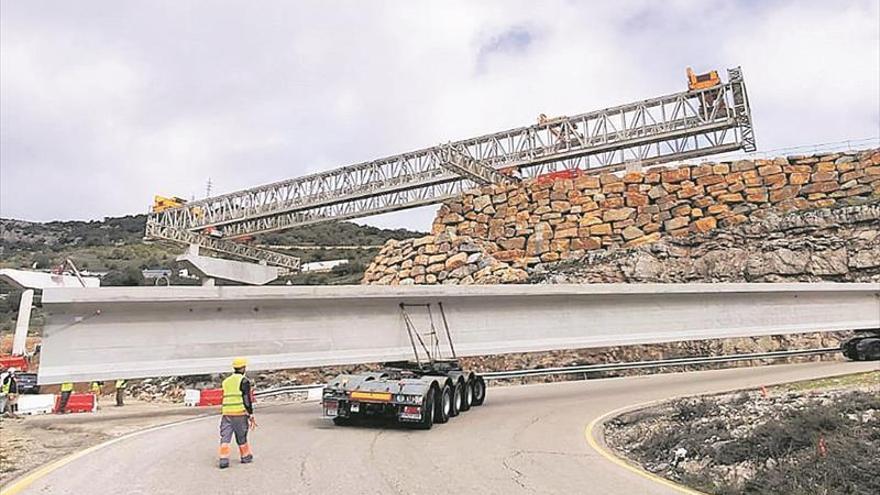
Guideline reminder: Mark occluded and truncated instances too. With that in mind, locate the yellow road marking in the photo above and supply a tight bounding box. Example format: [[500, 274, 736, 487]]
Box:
[[584, 402, 708, 495], [1, 413, 216, 495]]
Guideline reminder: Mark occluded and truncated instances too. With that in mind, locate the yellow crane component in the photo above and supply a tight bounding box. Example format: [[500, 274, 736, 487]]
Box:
[[686, 67, 721, 91], [152, 195, 205, 219], [152, 195, 187, 213]]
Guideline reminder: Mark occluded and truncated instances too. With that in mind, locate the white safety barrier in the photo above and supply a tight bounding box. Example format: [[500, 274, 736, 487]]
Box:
[[184, 389, 201, 407], [305, 387, 323, 402], [17, 394, 57, 416]]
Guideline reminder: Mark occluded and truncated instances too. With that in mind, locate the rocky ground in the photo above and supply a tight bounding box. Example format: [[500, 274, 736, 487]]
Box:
[[604, 371, 880, 495], [531, 202, 880, 284], [364, 149, 880, 286]]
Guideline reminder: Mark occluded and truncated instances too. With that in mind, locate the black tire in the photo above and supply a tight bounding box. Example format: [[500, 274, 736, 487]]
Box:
[[460, 379, 473, 412], [333, 416, 351, 426], [863, 338, 880, 361], [471, 376, 486, 406], [450, 381, 462, 417], [841, 338, 862, 360], [414, 388, 435, 430], [434, 384, 452, 424]]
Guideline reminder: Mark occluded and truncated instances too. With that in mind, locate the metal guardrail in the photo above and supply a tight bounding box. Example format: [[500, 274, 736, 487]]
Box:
[[252, 347, 841, 397], [481, 347, 840, 380], [254, 384, 324, 398]]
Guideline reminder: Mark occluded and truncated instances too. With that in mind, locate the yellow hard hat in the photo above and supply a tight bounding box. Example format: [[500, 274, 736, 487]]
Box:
[[232, 357, 248, 369]]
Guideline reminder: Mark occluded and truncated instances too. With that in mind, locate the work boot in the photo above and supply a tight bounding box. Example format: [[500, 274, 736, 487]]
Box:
[[241, 454, 253, 464], [219, 458, 230, 469]]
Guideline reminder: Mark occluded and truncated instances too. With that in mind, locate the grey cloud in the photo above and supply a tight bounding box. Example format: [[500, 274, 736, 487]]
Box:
[[1, 0, 878, 231]]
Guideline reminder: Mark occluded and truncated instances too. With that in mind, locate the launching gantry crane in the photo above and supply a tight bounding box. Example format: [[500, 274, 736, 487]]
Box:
[[147, 67, 755, 284]]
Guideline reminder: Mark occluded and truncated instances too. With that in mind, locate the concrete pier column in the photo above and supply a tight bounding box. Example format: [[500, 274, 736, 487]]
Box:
[[13, 289, 34, 355]]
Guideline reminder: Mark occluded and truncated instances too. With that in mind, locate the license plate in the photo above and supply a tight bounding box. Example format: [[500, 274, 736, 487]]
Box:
[[400, 405, 421, 420], [350, 403, 360, 413], [323, 401, 338, 417]]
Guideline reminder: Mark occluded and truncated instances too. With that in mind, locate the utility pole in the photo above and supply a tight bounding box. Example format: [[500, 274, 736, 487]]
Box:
[[206, 177, 213, 198]]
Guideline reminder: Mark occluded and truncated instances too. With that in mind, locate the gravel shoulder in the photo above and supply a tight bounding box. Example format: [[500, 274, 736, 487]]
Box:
[[604, 370, 880, 495]]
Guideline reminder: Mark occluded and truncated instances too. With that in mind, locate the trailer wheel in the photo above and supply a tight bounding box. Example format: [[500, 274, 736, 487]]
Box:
[[434, 384, 452, 424], [450, 381, 463, 417], [863, 338, 880, 361], [414, 388, 435, 430], [841, 338, 862, 360], [460, 379, 473, 412], [471, 376, 486, 406], [333, 417, 352, 426]]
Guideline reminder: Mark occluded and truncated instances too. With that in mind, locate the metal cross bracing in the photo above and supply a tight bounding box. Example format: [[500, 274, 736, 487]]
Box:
[[144, 224, 301, 271], [146, 67, 755, 267], [437, 143, 522, 186]]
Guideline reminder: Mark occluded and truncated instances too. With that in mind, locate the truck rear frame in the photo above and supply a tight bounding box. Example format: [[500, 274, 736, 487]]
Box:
[[322, 302, 486, 429]]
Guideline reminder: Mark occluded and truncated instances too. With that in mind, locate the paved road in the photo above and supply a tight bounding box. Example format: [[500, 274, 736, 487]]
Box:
[[18, 361, 878, 495]]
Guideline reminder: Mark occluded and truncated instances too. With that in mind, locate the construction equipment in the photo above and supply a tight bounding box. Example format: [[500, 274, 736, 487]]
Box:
[[152, 195, 188, 213], [146, 67, 754, 281], [322, 303, 486, 429], [686, 67, 721, 91], [841, 330, 880, 361], [687, 67, 727, 118]]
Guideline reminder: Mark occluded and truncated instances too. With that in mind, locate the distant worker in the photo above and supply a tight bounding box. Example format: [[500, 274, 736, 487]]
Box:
[[218, 357, 256, 469], [1, 368, 19, 416], [115, 379, 127, 407], [59, 382, 74, 413], [90, 381, 103, 408]]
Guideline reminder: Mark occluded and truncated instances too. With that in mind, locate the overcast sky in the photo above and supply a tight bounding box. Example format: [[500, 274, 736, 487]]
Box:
[[1, 0, 878, 230]]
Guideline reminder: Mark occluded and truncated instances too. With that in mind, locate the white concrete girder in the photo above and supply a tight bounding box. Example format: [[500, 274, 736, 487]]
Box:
[[36, 283, 880, 384], [176, 252, 281, 285], [0, 268, 100, 289]]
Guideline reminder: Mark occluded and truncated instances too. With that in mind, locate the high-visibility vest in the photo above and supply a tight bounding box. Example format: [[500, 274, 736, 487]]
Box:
[[90, 382, 102, 394], [1, 376, 10, 394], [115, 380, 127, 389], [221, 374, 246, 416], [60, 382, 74, 392]]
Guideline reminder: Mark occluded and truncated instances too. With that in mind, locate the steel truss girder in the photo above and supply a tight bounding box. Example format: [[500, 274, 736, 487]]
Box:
[[437, 144, 521, 186], [146, 67, 755, 262], [145, 224, 300, 271]]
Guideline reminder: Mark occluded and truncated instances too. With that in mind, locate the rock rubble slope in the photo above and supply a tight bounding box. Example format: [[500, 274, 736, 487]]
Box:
[[363, 149, 880, 285]]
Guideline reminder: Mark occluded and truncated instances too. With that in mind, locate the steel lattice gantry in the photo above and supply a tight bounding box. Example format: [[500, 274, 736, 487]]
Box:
[[146, 67, 755, 268]]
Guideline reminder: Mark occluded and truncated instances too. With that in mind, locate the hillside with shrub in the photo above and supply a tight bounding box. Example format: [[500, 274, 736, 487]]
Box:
[[0, 214, 424, 331]]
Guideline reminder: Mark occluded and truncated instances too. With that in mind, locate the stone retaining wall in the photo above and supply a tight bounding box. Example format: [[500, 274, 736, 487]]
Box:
[[363, 149, 880, 285]]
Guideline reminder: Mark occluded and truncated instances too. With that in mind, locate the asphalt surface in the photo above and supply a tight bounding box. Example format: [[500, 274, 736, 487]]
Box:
[[17, 361, 879, 495]]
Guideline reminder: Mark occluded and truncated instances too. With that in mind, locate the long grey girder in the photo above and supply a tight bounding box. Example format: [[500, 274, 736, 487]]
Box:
[[36, 283, 877, 383], [146, 67, 754, 265]]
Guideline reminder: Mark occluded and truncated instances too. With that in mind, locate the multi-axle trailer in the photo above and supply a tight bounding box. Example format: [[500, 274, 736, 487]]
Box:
[[841, 330, 880, 361], [322, 303, 486, 429]]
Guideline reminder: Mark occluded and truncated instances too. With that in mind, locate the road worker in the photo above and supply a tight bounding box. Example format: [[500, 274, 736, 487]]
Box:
[[58, 382, 74, 413], [90, 381, 103, 409], [218, 357, 256, 469], [115, 379, 127, 407], [1, 369, 19, 416]]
